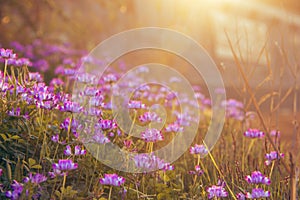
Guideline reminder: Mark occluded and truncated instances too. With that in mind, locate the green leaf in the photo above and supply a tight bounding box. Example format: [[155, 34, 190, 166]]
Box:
[[28, 158, 36, 168], [31, 164, 42, 169], [10, 135, 20, 140], [54, 190, 61, 197], [0, 133, 7, 141]]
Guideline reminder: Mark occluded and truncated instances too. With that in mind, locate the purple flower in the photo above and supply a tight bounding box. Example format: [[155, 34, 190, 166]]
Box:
[[51, 134, 59, 143], [96, 119, 117, 130], [63, 68, 76, 76], [13, 58, 32, 67], [74, 145, 86, 155], [246, 188, 270, 199], [60, 101, 83, 113], [100, 102, 112, 109], [89, 95, 104, 107], [52, 159, 78, 171], [128, 100, 147, 109], [50, 78, 64, 86], [5, 180, 23, 200], [133, 153, 171, 171], [76, 73, 97, 84], [60, 118, 82, 138], [7, 107, 21, 116], [221, 99, 244, 120], [0, 82, 13, 93], [33, 59, 49, 72], [270, 129, 280, 137], [245, 171, 271, 185], [0, 168, 2, 176], [165, 123, 183, 133], [206, 185, 228, 199], [83, 86, 101, 96], [163, 163, 175, 171], [174, 112, 192, 126], [92, 131, 110, 144], [123, 139, 132, 148], [139, 111, 162, 123], [64, 145, 72, 156], [141, 128, 163, 142], [265, 151, 284, 165], [64, 145, 86, 156], [236, 192, 246, 200], [63, 58, 76, 68], [99, 174, 125, 186], [243, 129, 265, 139], [28, 72, 43, 82], [189, 144, 208, 155], [189, 165, 203, 176], [0, 48, 17, 59], [103, 73, 119, 83], [84, 107, 102, 117], [24, 173, 47, 184]]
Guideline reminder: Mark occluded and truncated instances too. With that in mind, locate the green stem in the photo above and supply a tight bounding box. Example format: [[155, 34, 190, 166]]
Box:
[[60, 172, 67, 200], [3, 59, 8, 84], [108, 185, 113, 200]]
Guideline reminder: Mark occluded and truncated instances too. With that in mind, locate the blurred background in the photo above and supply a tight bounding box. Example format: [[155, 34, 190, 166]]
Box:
[[0, 0, 299, 152]]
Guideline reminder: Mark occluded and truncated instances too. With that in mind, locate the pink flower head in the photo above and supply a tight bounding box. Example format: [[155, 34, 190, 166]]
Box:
[[51, 134, 59, 143], [52, 159, 78, 171], [99, 174, 125, 186], [236, 192, 246, 200], [128, 100, 147, 109], [189, 144, 208, 155], [50, 78, 64, 86], [270, 129, 280, 137], [189, 165, 204, 176], [0, 48, 17, 59], [139, 111, 162, 123], [76, 72, 97, 84], [246, 188, 270, 199], [64, 145, 72, 156], [245, 171, 271, 185], [243, 129, 265, 138], [96, 119, 117, 130], [60, 101, 83, 113], [206, 185, 228, 199], [74, 145, 86, 155], [25, 173, 47, 184], [93, 130, 110, 144], [141, 128, 163, 142], [265, 151, 284, 165], [165, 123, 183, 133]]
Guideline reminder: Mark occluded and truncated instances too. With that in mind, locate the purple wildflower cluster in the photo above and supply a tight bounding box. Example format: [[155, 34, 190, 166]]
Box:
[[221, 99, 244, 120], [246, 188, 271, 199], [64, 145, 86, 156], [49, 159, 78, 177], [133, 153, 174, 171], [5, 172, 47, 200], [141, 128, 164, 142], [189, 165, 203, 176], [236, 171, 271, 199], [265, 151, 284, 166], [139, 111, 162, 123], [206, 180, 228, 199], [245, 171, 271, 185], [10, 40, 85, 72], [99, 173, 125, 186], [23, 173, 47, 185], [5, 180, 23, 200], [189, 144, 208, 155], [243, 128, 265, 138]]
